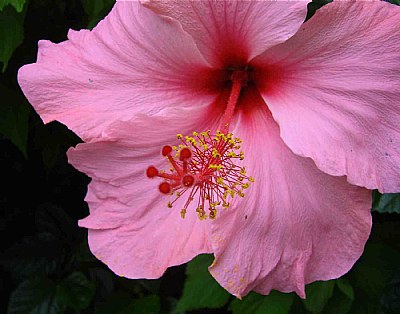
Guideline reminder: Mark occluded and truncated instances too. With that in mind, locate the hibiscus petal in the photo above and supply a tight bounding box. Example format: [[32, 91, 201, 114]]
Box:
[[209, 91, 372, 298], [252, 1, 400, 193], [18, 0, 214, 141], [142, 0, 307, 67], [67, 107, 221, 278]]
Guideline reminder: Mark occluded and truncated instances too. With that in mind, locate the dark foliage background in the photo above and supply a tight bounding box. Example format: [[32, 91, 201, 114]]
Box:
[[1, 0, 400, 313]]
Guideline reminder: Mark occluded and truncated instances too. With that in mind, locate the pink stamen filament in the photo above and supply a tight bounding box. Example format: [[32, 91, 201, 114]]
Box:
[[220, 70, 248, 134]]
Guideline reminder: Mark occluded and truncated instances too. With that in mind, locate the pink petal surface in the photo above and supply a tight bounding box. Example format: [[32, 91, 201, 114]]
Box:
[[68, 106, 224, 278], [142, 0, 307, 67], [252, 1, 400, 193], [209, 90, 372, 298], [18, 0, 214, 141]]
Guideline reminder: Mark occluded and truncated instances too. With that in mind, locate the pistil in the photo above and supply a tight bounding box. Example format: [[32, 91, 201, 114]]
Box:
[[146, 70, 253, 220], [220, 70, 248, 134]]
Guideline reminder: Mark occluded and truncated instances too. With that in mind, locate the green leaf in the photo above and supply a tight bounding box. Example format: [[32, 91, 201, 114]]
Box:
[[323, 278, 354, 314], [378, 270, 400, 314], [35, 203, 80, 244], [81, 0, 114, 28], [175, 254, 230, 312], [0, 5, 25, 72], [230, 291, 294, 314], [0, 82, 30, 159], [124, 295, 160, 314], [386, 0, 400, 5], [0, 233, 63, 284], [0, 0, 26, 12], [336, 278, 354, 301], [306, 0, 333, 21], [96, 291, 133, 314], [7, 276, 65, 314], [349, 243, 400, 314], [303, 280, 335, 313], [372, 191, 400, 214], [371, 221, 400, 252], [354, 244, 400, 296], [33, 122, 81, 171], [97, 292, 160, 314], [58, 272, 95, 310]]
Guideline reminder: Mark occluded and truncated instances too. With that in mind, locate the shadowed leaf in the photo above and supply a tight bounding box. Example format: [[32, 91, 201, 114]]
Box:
[[230, 291, 294, 314], [175, 254, 230, 313], [0, 5, 25, 72], [7, 276, 65, 314], [372, 191, 400, 214], [303, 280, 335, 313], [81, 0, 114, 28], [58, 272, 95, 310], [0, 0, 26, 12]]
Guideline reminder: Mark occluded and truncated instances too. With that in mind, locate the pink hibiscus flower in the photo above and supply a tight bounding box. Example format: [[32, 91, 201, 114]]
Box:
[[18, 0, 400, 298]]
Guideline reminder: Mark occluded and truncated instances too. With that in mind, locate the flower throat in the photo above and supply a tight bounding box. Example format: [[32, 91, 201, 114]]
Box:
[[146, 70, 254, 220]]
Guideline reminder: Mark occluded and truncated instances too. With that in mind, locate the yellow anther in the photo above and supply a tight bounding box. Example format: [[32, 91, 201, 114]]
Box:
[[209, 209, 217, 220], [210, 201, 220, 208], [201, 130, 211, 137], [212, 148, 221, 158], [241, 183, 250, 189], [217, 177, 224, 185], [227, 152, 237, 158], [238, 191, 245, 197], [167, 202, 173, 208], [222, 202, 230, 208], [209, 164, 223, 171], [198, 212, 207, 220], [249, 177, 255, 182], [185, 136, 197, 146], [180, 209, 186, 219], [177, 134, 183, 139], [193, 131, 198, 136], [240, 167, 247, 175]]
